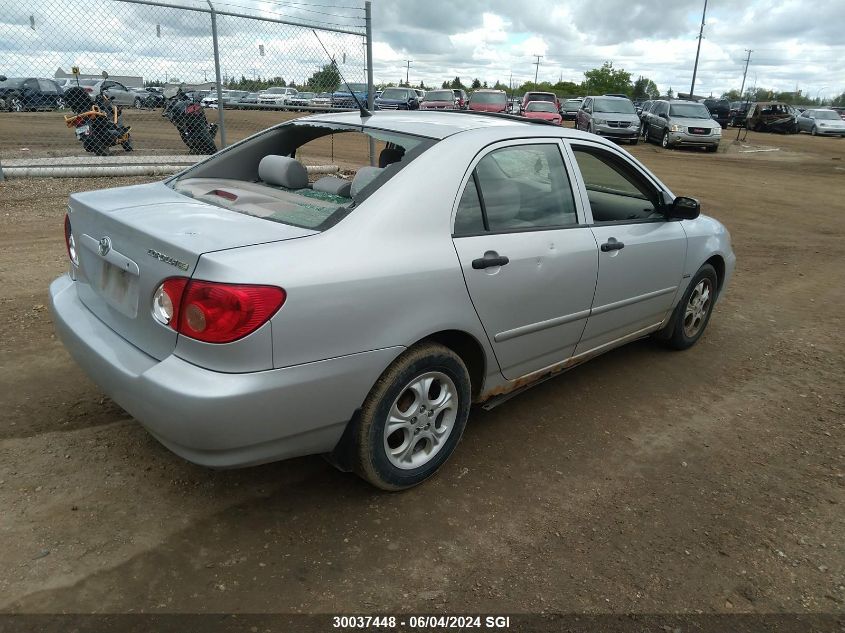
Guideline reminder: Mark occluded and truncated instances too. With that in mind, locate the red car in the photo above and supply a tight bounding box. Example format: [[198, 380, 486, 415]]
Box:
[[522, 101, 562, 125], [420, 89, 458, 110], [468, 89, 508, 113], [521, 91, 559, 113]]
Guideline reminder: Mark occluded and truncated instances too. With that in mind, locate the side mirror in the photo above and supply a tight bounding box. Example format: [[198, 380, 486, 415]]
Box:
[[659, 112, 668, 119], [0, 75, 6, 82], [668, 196, 700, 220]]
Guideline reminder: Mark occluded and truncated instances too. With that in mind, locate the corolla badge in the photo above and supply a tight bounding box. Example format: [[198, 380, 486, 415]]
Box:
[[147, 248, 190, 271], [98, 236, 112, 256]]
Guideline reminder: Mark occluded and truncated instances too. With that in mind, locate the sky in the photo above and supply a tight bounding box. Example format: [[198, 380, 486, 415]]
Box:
[[1, 0, 843, 100]]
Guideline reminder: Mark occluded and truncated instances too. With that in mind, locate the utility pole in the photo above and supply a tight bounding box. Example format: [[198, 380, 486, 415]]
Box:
[[689, 0, 708, 99], [404, 59, 412, 86], [739, 49, 752, 100], [533, 55, 543, 90]]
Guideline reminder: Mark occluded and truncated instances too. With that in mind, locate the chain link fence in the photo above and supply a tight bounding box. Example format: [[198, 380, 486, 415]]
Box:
[[0, 0, 371, 163]]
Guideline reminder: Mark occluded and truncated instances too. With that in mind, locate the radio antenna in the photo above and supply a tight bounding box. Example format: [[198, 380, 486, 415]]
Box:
[[312, 29, 371, 118]]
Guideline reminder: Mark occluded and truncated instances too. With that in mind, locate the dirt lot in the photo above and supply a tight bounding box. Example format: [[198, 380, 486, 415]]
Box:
[[0, 121, 843, 617]]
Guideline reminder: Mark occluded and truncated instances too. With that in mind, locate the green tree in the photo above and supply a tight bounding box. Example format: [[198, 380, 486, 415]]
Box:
[[304, 63, 340, 92], [449, 76, 466, 89], [632, 76, 659, 100], [583, 62, 632, 96], [471, 78, 482, 89]]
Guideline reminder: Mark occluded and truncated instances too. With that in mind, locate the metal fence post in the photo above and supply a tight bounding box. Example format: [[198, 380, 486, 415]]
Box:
[[0, 157, 5, 182], [365, 0, 375, 166], [207, 0, 227, 148]]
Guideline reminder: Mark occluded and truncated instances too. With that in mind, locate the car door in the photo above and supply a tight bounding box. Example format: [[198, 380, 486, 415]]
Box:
[[566, 141, 687, 355], [22, 79, 40, 109], [577, 97, 592, 130], [799, 111, 813, 132], [452, 140, 599, 380]]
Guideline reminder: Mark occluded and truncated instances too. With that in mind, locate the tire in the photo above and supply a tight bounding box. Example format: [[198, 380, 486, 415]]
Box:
[[10, 95, 23, 112], [352, 343, 472, 490], [706, 144, 718, 153], [55, 97, 65, 110], [811, 125, 817, 136], [661, 129, 672, 149], [658, 264, 718, 350], [629, 137, 638, 146], [134, 97, 142, 109]]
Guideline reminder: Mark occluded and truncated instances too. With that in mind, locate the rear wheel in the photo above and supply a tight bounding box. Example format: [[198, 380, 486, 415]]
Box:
[[353, 343, 471, 490], [134, 97, 142, 109], [9, 95, 23, 112], [811, 125, 817, 136]]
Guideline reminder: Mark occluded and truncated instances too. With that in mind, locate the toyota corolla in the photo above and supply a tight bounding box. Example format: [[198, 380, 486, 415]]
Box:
[[50, 110, 735, 489]]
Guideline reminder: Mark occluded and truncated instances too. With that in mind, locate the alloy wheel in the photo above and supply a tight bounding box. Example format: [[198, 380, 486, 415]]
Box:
[[383, 371, 458, 470], [683, 278, 713, 338]]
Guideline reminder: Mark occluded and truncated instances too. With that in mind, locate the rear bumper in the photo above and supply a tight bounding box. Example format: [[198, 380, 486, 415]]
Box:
[[49, 275, 403, 468]]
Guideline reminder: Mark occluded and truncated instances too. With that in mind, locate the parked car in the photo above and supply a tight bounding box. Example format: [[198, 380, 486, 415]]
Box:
[[745, 101, 798, 133], [51, 110, 734, 489], [374, 87, 420, 111], [414, 89, 425, 100], [797, 109, 845, 136], [55, 78, 77, 92], [728, 101, 752, 127], [561, 98, 583, 120], [642, 99, 721, 151], [288, 92, 316, 108], [467, 89, 508, 113], [332, 82, 368, 109], [238, 92, 260, 106], [522, 101, 561, 124], [420, 89, 458, 110], [0, 76, 64, 111], [312, 92, 332, 108], [258, 87, 298, 107], [830, 106, 845, 120], [575, 95, 640, 144], [452, 88, 469, 109], [521, 91, 559, 114], [700, 98, 730, 129], [75, 79, 141, 107], [138, 87, 166, 108]]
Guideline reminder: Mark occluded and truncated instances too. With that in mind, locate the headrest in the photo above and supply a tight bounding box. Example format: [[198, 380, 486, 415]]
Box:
[[258, 155, 309, 189], [350, 166, 383, 199], [313, 176, 352, 198], [378, 147, 404, 168]]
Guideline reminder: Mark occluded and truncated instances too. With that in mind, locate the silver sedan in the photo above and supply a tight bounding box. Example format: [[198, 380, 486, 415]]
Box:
[[797, 108, 845, 136], [49, 111, 735, 489]]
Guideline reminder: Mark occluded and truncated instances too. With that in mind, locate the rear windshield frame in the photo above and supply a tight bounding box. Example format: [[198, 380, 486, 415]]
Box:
[[169, 120, 438, 232]]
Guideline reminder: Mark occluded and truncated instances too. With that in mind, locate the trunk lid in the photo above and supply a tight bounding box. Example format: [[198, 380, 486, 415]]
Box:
[[68, 181, 315, 360]]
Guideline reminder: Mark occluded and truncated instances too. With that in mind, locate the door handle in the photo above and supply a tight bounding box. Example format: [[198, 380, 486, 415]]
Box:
[[601, 238, 625, 252], [472, 252, 510, 269]]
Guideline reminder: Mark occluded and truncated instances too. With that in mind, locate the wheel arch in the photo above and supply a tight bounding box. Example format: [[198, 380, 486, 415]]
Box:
[[416, 329, 487, 401], [704, 254, 726, 294]]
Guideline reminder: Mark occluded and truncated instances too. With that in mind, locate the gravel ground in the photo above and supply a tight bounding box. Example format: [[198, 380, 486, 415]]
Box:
[[0, 128, 843, 617]]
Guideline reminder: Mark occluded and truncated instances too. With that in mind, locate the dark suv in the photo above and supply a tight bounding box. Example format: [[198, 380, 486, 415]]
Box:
[[0, 76, 64, 112], [700, 98, 730, 129]]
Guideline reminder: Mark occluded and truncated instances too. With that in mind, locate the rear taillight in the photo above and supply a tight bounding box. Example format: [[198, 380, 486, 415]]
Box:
[[153, 278, 286, 344], [64, 214, 78, 266], [185, 103, 201, 114]]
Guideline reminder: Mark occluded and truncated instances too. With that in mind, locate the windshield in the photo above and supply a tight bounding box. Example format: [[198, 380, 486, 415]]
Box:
[[669, 103, 712, 118], [527, 102, 557, 113], [380, 88, 411, 100], [266, 87, 290, 94], [341, 83, 367, 92], [564, 99, 582, 108], [173, 122, 437, 231], [526, 93, 555, 103], [471, 92, 507, 104], [298, 92, 315, 99], [424, 90, 454, 102], [78, 79, 100, 86], [593, 98, 635, 114], [815, 110, 840, 120]]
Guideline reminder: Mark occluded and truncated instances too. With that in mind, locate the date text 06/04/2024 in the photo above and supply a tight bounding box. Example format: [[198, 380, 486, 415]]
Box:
[[332, 615, 512, 629]]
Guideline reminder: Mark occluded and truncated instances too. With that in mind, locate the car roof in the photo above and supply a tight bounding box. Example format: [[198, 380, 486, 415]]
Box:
[[302, 110, 598, 141]]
